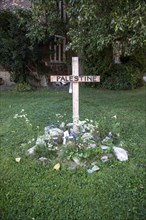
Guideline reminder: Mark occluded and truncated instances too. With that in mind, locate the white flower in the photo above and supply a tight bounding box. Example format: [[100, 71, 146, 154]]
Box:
[[48, 143, 53, 148], [19, 115, 25, 118], [14, 114, 18, 118], [112, 115, 117, 119], [21, 109, 25, 112]]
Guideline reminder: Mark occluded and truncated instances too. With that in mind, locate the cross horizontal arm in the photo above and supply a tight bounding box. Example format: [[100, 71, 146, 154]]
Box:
[[50, 75, 100, 83]]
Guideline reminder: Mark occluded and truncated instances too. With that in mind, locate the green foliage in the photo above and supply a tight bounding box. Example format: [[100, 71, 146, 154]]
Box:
[[101, 63, 143, 90], [66, 0, 146, 52], [0, 9, 31, 82], [66, 0, 146, 90], [82, 46, 145, 90], [29, 0, 67, 44], [0, 9, 52, 83], [1, 0, 145, 89], [15, 82, 32, 92]]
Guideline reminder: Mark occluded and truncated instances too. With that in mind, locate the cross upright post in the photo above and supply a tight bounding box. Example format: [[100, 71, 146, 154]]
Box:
[[72, 57, 79, 132]]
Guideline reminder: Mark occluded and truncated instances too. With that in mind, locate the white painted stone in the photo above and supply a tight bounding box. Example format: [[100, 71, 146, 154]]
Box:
[[113, 146, 128, 161], [27, 146, 37, 155]]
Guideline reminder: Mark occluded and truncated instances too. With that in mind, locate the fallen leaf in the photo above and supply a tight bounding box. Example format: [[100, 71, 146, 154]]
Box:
[[15, 157, 21, 163], [53, 163, 60, 170]]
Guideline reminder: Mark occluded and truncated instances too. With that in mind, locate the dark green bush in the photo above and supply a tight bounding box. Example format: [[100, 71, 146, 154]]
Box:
[[102, 63, 143, 90], [0, 9, 50, 83], [83, 46, 145, 90], [15, 82, 32, 92], [0, 9, 31, 82]]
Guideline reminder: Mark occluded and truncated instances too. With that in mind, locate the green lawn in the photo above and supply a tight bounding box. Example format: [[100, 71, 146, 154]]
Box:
[[0, 86, 146, 220]]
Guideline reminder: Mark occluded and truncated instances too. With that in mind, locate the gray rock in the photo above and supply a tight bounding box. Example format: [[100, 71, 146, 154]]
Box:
[[70, 128, 78, 139], [101, 145, 110, 150], [81, 132, 93, 141], [108, 132, 113, 138], [39, 157, 48, 162], [44, 125, 57, 133], [113, 146, 128, 161], [36, 136, 46, 146], [87, 143, 97, 149], [79, 125, 86, 133], [87, 169, 94, 174], [52, 136, 63, 145], [68, 135, 74, 141], [44, 134, 51, 141], [68, 165, 77, 170], [52, 137, 59, 145], [49, 128, 64, 137], [66, 123, 73, 128], [101, 155, 109, 163], [87, 165, 100, 174]]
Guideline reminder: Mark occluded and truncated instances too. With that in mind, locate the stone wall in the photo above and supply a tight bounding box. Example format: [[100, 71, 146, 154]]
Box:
[[0, 70, 14, 85]]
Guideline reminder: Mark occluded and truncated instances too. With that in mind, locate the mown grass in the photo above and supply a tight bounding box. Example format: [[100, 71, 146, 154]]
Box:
[[0, 86, 146, 220]]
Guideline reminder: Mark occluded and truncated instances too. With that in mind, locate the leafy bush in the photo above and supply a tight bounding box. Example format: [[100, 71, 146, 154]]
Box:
[[102, 63, 143, 90], [15, 82, 32, 92], [83, 46, 145, 90], [0, 9, 31, 82], [0, 9, 50, 83]]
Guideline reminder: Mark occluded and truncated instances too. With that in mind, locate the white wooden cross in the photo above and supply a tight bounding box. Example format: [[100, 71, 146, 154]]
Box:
[[50, 57, 100, 132]]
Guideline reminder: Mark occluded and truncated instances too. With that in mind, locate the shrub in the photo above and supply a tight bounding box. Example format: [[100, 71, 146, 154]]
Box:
[[82, 45, 145, 90], [0, 9, 31, 82], [102, 63, 143, 90], [15, 82, 32, 92], [0, 9, 50, 83]]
